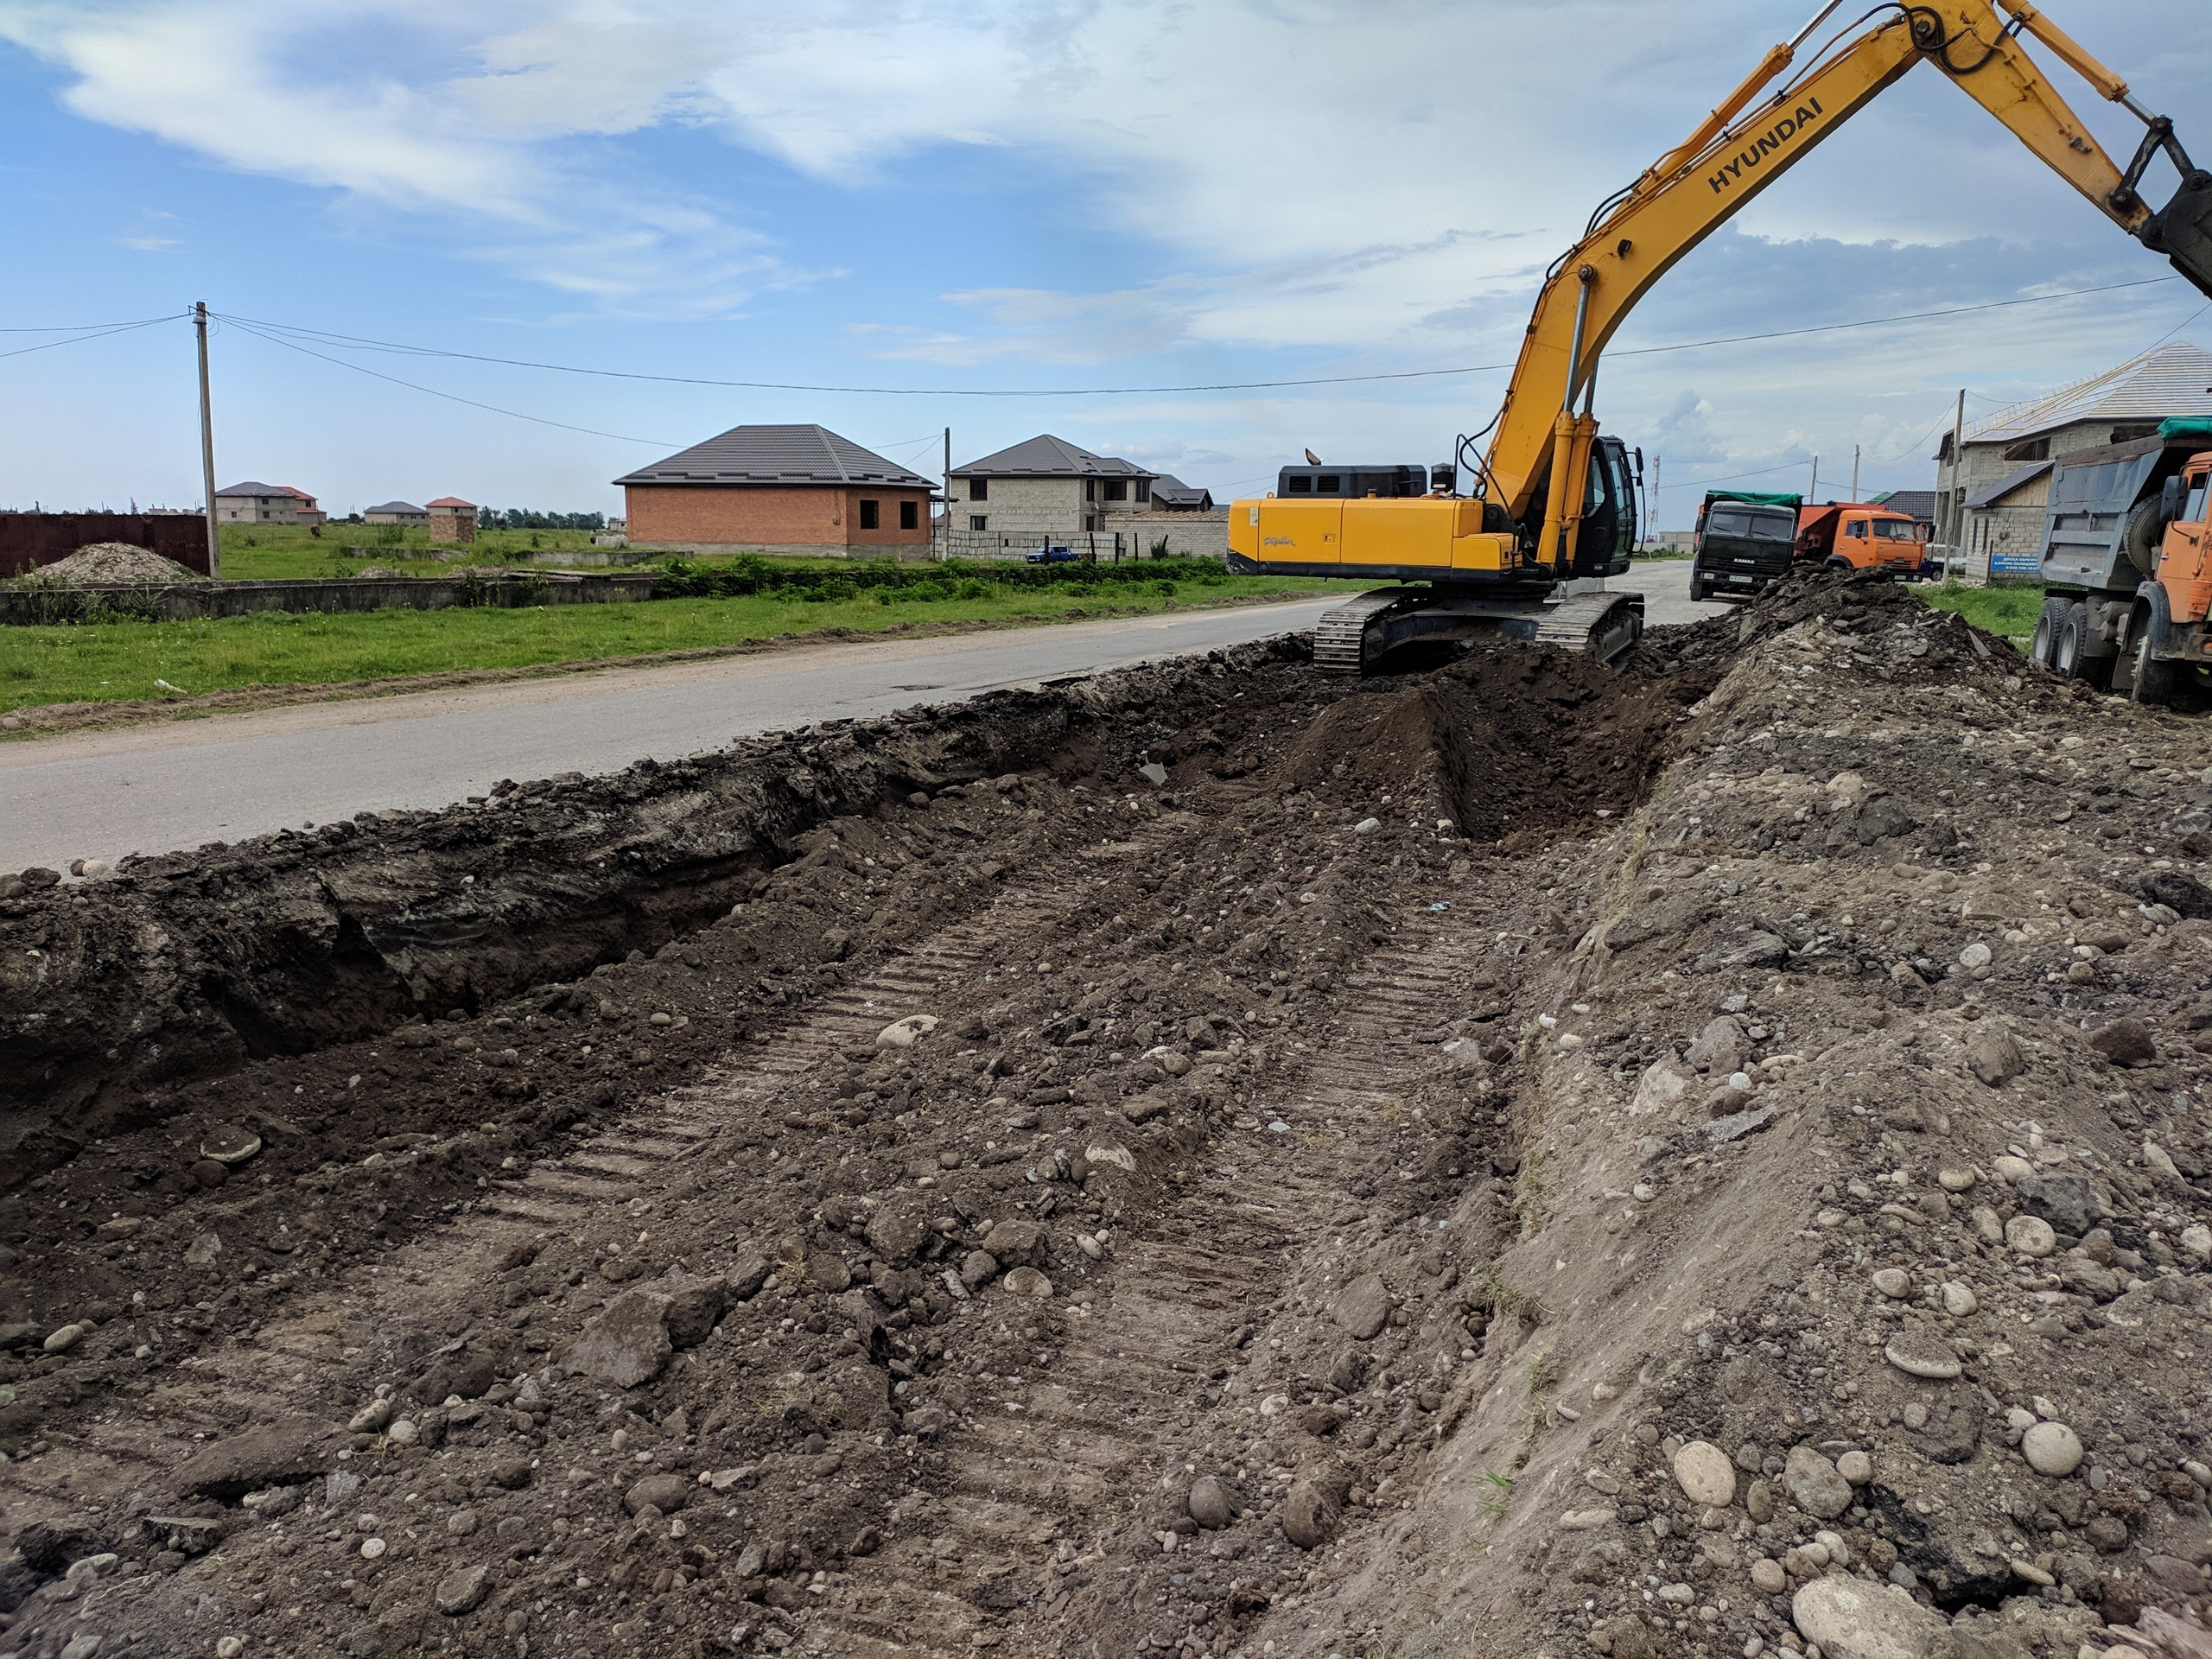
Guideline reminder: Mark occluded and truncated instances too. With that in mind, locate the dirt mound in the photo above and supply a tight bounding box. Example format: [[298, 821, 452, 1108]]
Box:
[[15, 543, 207, 585], [1281, 645, 1715, 845]]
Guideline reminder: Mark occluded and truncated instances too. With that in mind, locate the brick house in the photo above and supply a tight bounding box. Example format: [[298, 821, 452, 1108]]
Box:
[[426, 497, 478, 545], [949, 435, 1156, 537], [1934, 341, 2212, 576], [214, 481, 326, 525], [616, 424, 935, 554]]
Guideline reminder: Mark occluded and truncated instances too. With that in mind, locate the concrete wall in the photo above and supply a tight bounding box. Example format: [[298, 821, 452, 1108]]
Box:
[[216, 496, 323, 525], [1104, 510, 1228, 560], [1935, 418, 2124, 545], [0, 571, 658, 626], [627, 484, 933, 550]]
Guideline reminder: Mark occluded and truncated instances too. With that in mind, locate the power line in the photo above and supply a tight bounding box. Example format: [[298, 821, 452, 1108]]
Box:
[[0, 313, 184, 333], [219, 318, 675, 446], [209, 276, 2183, 400], [0, 315, 180, 362]]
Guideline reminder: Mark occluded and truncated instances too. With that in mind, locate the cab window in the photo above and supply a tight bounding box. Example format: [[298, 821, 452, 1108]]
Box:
[[1845, 519, 1868, 538], [2189, 475, 2210, 524], [1872, 518, 1917, 541]]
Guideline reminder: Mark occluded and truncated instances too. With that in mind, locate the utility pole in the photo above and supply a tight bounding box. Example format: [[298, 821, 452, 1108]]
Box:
[[194, 301, 220, 578], [941, 427, 951, 563], [1851, 442, 1860, 503], [1649, 454, 1661, 548], [1809, 455, 1820, 503], [1944, 387, 1967, 549]]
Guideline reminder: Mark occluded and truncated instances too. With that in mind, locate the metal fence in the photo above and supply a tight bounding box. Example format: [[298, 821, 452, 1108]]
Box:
[[0, 513, 212, 578]]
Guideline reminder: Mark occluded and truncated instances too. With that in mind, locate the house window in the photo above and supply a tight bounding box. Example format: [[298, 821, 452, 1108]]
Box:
[[899, 500, 918, 531], [1135, 480, 1150, 505], [2003, 436, 2050, 462], [969, 478, 988, 502], [859, 499, 880, 530], [970, 515, 988, 531], [1103, 479, 1127, 502], [1084, 480, 1096, 501]]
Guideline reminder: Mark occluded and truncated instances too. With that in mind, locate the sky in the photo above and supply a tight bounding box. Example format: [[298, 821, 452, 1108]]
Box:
[[1, 0, 2207, 529]]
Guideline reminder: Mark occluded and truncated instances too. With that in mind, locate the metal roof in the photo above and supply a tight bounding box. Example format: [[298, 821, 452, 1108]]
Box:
[[1151, 474, 1213, 507], [216, 481, 299, 497], [950, 435, 1153, 480], [614, 424, 933, 488], [1965, 341, 2212, 446], [1963, 460, 2054, 511], [365, 501, 425, 514], [425, 497, 477, 509], [1870, 489, 1936, 520]]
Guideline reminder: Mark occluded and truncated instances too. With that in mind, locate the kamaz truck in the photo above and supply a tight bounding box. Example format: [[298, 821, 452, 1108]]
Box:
[[2027, 419, 2212, 695], [1689, 490, 1801, 602]]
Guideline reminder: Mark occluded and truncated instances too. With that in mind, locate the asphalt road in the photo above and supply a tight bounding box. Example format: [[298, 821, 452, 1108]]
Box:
[[0, 564, 1710, 874], [0, 599, 1341, 873]]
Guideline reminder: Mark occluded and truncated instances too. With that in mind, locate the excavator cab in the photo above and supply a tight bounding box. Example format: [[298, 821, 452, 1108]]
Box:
[[1568, 437, 1638, 580]]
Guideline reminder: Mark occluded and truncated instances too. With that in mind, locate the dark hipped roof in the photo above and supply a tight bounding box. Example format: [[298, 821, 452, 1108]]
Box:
[[1869, 489, 1936, 521], [1963, 461, 2054, 511], [616, 424, 933, 488], [216, 480, 293, 497], [365, 500, 425, 514], [950, 434, 1153, 480], [1151, 474, 1213, 508]]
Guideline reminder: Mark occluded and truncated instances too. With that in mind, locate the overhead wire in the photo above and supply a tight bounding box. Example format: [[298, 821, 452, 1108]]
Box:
[[0, 313, 185, 333], [0, 315, 180, 362], [206, 276, 2183, 400]]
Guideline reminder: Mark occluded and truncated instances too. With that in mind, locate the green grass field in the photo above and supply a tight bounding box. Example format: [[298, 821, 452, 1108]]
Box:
[[213, 522, 610, 581], [1916, 581, 2044, 645], [0, 574, 1338, 712]]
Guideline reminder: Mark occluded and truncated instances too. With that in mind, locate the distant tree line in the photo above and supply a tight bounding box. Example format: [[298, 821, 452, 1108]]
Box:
[[476, 509, 607, 531]]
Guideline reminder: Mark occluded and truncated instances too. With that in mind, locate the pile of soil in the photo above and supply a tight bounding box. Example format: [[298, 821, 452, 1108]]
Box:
[[14, 543, 207, 585], [3, 573, 2212, 1659]]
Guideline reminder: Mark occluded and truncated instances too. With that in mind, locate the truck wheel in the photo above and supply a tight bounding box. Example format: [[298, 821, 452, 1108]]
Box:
[[2132, 629, 2177, 705], [2053, 603, 2093, 679], [2029, 599, 2068, 667], [1823, 557, 1852, 573]]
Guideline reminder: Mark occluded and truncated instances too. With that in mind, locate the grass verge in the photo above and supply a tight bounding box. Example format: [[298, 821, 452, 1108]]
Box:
[[0, 576, 1338, 713], [1916, 580, 2044, 645]]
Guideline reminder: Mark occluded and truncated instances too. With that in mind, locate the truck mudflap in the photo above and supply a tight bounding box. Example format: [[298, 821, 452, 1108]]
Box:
[[1311, 586, 1643, 674]]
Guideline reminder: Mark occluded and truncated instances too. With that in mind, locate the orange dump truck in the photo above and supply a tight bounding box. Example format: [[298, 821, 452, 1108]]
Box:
[[1796, 501, 1936, 579]]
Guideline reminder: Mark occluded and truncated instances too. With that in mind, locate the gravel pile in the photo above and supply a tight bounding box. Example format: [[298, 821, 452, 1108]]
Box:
[[14, 543, 207, 585]]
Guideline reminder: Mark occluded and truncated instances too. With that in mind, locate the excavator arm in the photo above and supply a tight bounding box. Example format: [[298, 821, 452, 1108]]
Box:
[[1488, 0, 2212, 572]]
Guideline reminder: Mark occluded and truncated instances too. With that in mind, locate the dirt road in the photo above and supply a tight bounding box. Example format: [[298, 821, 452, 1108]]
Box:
[[10, 570, 2210, 1659]]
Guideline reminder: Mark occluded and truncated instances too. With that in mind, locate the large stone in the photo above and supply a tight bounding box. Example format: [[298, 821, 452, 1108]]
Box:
[[657, 1273, 728, 1349], [434, 1563, 491, 1617], [982, 1218, 1045, 1267], [1631, 1055, 1697, 1116], [174, 1415, 334, 1500], [2004, 1215, 2056, 1256], [2022, 1421, 2084, 1478], [1332, 1274, 1391, 1341], [1884, 1329, 1962, 1381], [865, 1199, 931, 1266], [563, 1288, 676, 1389], [2012, 1173, 2101, 1238], [1672, 1440, 1737, 1510], [1684, 1017, 1745, 1074], [1964, 1027, 2025, 1087], [1791, 1574, 1954, 1659], [1783, 1445, 1853, 1520], [1281, 1478, 1336, 1548], [1187, 1476, 1237, 1530], [624, 1472, 692, 1515], [2086, 1018, 2155, 1066]]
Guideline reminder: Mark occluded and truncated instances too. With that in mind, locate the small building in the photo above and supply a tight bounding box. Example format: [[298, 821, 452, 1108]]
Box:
[[363, 500, 429, 525], [949, 435, 1156, 536], [1150, 474, 1215, 512], [1934, 341, 2212, 566], [214, 481, 326, 525], [426, 497, 478, 546], [614, 424, 934, 553]]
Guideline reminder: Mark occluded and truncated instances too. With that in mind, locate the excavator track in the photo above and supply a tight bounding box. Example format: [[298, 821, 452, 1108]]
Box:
[[1312, 585, 1643, 674]]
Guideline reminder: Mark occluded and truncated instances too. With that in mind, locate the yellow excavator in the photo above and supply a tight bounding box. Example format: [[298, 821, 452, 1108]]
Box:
[[1230, 0, 2212, 672]]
